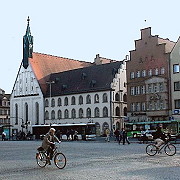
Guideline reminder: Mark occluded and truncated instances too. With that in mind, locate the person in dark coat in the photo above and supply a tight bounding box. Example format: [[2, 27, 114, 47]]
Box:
[[121, 128, 130, 145]]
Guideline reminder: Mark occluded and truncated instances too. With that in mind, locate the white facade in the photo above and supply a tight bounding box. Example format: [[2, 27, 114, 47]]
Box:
[[10, 64, 44, 134], [44, 61, 127, 135]]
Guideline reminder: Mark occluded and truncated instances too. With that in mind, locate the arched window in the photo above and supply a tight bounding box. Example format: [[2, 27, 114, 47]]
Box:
[[45, 111, 49, 120], [79, 96, 83, 105], [51, 98, 55, 107], [15, 104, 18, 125], [57, 110, 62, 119], [86, 95, 91, 104], [103, 107, 108, 117], [115, 106, 120, 116], [94, 94, 99, 103], [123, 94, 127, 102], [51, 110, 55, 119], [103, 93, 108, 102], [79, 108, 83, 118], [86, 108, 91, 118], [25, 103, 28, 123], [71, 96, 76, 105], [35, 102, 39, 125], [94, 107, 100, 117], [71, 109, 76, 118], [45, 99, 49, 107], [115, 93, 119, 101], [124, 107, 127, 116], [58, 98, 62, 106], [64, 97, 68, 106], [64, 109, 69, 118]]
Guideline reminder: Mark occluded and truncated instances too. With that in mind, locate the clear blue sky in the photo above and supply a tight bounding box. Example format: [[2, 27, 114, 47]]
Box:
[[1, 0, 180, 93]]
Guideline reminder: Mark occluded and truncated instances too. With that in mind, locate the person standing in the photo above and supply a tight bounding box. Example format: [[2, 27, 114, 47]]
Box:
[[122, 128, 130, 145], [2, 131, 6, 141], [105, 128, 110, 142]]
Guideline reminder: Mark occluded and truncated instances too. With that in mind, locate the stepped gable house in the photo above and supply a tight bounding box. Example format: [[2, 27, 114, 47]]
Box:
[[126, 27, 175, 131]]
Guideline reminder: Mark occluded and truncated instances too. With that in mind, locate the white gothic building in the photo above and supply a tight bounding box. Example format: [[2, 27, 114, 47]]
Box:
[[10, 18, 127, 136]]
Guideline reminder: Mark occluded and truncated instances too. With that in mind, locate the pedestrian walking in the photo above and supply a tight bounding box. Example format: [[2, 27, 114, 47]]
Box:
[[121, 128, 130, 145], [114, 128, 120, 142]]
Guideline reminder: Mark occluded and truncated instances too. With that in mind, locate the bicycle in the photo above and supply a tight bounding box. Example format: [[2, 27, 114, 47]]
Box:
[[146, 139, 176, 156], [36, 143, 67, 169]]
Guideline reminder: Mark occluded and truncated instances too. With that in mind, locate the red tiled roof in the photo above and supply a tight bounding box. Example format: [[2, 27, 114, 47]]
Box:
[[29, 52, 92, 94]]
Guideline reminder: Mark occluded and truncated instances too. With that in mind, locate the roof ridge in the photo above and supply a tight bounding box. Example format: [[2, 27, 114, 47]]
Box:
[[157, 37, 175, 44], [99, 56, 118, 62], [33, 52, 93, 64]]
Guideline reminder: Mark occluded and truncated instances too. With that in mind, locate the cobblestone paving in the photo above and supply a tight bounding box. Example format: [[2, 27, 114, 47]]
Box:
[[0, 140, 179, 180]]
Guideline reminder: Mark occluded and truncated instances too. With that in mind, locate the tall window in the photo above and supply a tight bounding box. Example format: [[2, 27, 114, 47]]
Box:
[[174, 82, 180, 91], [94, 94, 99, 103], [58, 98, 62, 106], [153, 83, 158, 93], [142, 102, 146, 111], [79, 96, 83, 105], [64, 97, 68, 106], [141, 86, 146, 94], [115, 93, 119, 101], [103, 107, 108, 117], [64, 109, 69, 118], [160, 67, 165, 74], [131, 103, 135, 112], [130, 87, 135, 95], [142, 70, 146, 77], [35, 102, 39, 125], [130, 72, 135, 79], [136, 86, 140, 95], [103, 93, 108, 102], [71, 109, 76, 118], [173, 64, 179, 73], [51, 98, 55, 107], [136, 103, 141, 111], [124, 107, 127, 116], [148, 84, 152, 93], [51, 110, 55, 119], [155, 68, 159, 75], [57, 110, 62, 119], [25, 103, 28, 124], [79, 108, 83, 118], [86, 95, 91, 104], [15, 104, 18, 125], [45, 111, 49, 120], [86, 108, 91, 118], [94, 107, 100, 117], [136, 71, 141, 78], [123, 94, 127, 102], [71, 96, 76, 105], [115, 107, 120, 116], [159, 83, 164, 92], [148, 69, 152, 76], [45, 99, 49, 107]]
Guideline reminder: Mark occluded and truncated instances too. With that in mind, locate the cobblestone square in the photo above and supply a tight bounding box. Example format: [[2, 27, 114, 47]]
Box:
[[0, 140, 179, 180]]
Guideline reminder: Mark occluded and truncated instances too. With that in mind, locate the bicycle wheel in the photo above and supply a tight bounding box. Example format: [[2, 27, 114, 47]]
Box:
[[164, 143, 176, 156], [36, 152, 47, 167], [146, 144, 158, 156], [54, 153, 66, 169]]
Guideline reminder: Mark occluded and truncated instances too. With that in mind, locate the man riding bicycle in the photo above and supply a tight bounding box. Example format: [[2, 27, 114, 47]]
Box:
[[41, 128, 61, 165], [153, 124, 166, 148]]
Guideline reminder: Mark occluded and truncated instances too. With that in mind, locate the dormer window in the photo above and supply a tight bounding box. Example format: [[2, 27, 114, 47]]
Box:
[[82, 72, 87, 80]]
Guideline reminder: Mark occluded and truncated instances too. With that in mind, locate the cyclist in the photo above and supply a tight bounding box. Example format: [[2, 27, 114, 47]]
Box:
[[153, 124, 166, 149], [41, 128, 61, 165]]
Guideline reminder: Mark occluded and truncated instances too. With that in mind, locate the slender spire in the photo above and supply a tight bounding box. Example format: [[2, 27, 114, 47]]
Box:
[[22, 16, 33, 69]]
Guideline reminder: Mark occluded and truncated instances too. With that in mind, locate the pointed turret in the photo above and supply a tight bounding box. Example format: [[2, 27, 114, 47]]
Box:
[[22, 16, 33, 69]]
